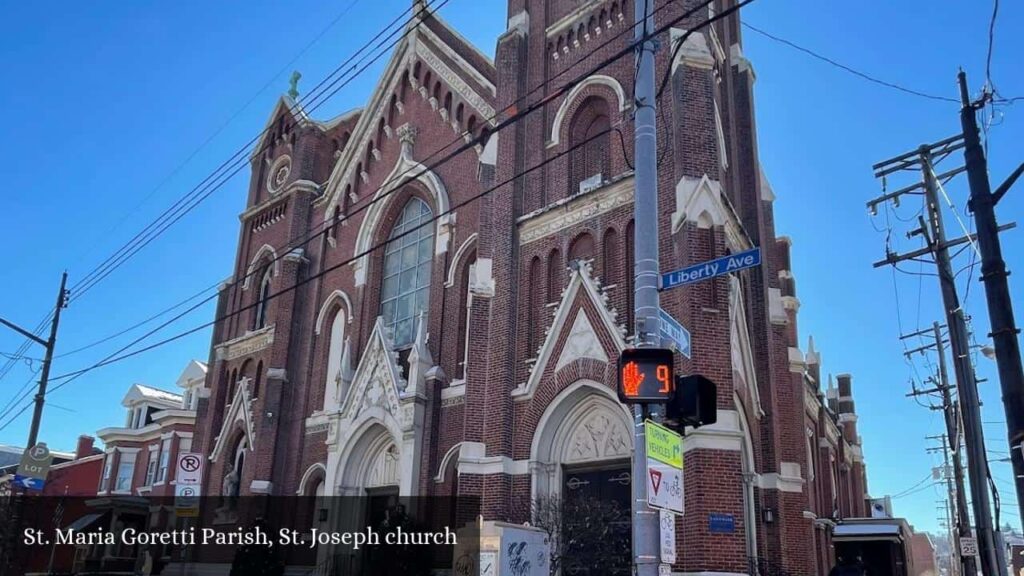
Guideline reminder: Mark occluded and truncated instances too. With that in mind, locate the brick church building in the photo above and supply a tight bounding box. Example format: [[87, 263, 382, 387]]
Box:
[[191, 0, 873, 574]]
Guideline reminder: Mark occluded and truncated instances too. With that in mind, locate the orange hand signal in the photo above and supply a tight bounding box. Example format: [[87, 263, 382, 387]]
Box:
[[623, 361, 645, 397]]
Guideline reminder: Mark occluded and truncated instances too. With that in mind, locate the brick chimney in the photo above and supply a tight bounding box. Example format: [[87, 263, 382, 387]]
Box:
[[75, 435, 95, 460]]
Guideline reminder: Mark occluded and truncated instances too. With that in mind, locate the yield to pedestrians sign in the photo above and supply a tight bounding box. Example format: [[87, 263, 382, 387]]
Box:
[[14, 443, 53, 491], [647, 459, 683, 514]]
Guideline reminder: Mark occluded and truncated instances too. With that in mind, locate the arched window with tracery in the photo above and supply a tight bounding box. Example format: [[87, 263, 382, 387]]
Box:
[[380, 197, 434, 347], [567, 97, 612, 197], [253, 265, 273, 330]]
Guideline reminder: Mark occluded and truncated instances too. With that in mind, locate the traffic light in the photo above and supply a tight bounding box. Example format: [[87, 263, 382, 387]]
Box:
[[617, 348, 674, 403], [665, 374, 717, 430]]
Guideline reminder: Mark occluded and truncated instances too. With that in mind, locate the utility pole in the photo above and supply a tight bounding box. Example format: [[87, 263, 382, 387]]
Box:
[[631, 0, 661, 573], [0, 271, 69, 448], [907, 322, 977, 576], [937, 498, 958, 576], [870, 141, 1003, 576], [927, 433, 966, 576], [957, 70, 1024, 528]]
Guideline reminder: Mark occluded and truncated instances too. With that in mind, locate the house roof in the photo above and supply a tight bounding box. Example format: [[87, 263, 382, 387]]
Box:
[[176, 359, 209, 388], [122, 383, 181, 408]]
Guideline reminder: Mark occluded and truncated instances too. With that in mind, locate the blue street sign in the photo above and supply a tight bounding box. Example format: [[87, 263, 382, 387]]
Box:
[[708, 513, 735, 533], [661, 247, 762, 291], [13, 474, 45, 491], [659, 309, 691, 359]]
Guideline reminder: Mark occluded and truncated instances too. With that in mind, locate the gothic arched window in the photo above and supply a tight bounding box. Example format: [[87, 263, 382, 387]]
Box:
[[568, 97, 612, 196], [380, 197, 434, 347], [253, 265, 273, 330]]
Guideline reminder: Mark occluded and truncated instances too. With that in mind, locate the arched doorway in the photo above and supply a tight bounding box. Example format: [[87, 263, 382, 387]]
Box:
[[531, 381, 633, 576], [327, 422, 403, 572]]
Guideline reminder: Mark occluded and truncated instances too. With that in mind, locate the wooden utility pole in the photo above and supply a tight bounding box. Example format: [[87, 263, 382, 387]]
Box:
[[870, 139, 1004, 576], [958, 70, 1024, 529], [0, 271, 69, 448]]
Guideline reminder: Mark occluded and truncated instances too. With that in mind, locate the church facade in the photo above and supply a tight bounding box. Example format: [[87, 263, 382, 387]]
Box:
[[191, 1, 872, 574]]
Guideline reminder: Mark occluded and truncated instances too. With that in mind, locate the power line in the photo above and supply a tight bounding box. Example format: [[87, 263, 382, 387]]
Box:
[[741, 22, 959, 103], [0, 121, 620, 433], [985, 0, 999, 94], [68, 0, 368, 272], [66, 0, 442, 305], [2, 0, 733, 432], [0, 0, 426, 388], [43, 0, 699, 372], [53, 284, 221, 359]]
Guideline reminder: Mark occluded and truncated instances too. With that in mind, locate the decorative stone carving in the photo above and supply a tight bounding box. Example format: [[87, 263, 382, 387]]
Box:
[[565, 408, 631, 463], [397, 123, 418, 147], [414, 43, 497, 120], [518, 177, 634, 245], [365, 444, 400, 488], [214, 326, 275, 361]]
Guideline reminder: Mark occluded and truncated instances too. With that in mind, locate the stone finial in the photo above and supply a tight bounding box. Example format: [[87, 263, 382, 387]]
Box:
[[412, 0, 428, 18], [397, 123, 418, 159], [288, 71, 302, 100], [410, 312, 433, 366]]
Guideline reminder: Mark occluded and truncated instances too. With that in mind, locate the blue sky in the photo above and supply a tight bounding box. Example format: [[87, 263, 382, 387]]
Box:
[[1, 0, 1021, 535]]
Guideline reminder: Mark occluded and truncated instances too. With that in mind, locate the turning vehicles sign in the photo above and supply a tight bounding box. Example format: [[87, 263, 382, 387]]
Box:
[[645, 420, 684, 514]]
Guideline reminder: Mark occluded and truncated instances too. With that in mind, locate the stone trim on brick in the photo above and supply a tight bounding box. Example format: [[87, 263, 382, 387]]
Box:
[[512, 264, 624, 401], [548, 75, 628, 147]]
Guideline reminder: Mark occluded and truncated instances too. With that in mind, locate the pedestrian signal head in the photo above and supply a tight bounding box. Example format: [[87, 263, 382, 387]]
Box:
[[617, 348, 674, 404]]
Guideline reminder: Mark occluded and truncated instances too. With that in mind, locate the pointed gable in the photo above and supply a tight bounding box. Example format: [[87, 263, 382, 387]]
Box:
[[210, 378, 257, 462], [341, 318, 406, 421], [513, 263, 625, 401], [319, 9, 497, 211]]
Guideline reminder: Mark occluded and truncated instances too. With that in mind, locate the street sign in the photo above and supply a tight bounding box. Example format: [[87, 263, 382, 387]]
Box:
[[708, 513, 735, 534], [176, 452, 204, 485], [647, 459, 683, 514], [12, 475, 45, 490], [175, 484, 200, 518], [15, 443, 53, 491], [659, 510, 677, 564], [658, 565, 671, 576], [646, 420, 683, 469], [618, 348, 675, 404], [661, 247, 762, 291], [960, 536, 978, 557], [658, 309, 691, 359]]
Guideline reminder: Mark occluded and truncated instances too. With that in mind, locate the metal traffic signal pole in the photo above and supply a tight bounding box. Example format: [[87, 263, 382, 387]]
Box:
[[631, 0, 661, 573], [958, 70, 1024, 528]]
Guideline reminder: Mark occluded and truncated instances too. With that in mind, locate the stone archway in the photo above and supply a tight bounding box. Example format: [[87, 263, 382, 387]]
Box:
[[335, 420, 401, 496], [530, 380, 633, 503]]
